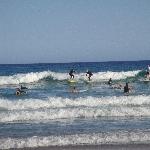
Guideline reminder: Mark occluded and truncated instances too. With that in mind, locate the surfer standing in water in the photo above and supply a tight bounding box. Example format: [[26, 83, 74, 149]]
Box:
[[145, 65, 150, 80], [124, 82, 132, 94], [86, 70, 93, 81], [69, 69, 75, 79], [108, 78, 112, 86]]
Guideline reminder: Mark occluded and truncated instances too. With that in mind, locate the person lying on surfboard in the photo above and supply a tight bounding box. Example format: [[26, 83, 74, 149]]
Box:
[[16, 88, 26, 96], [69, 69, 75, 79], [86, 70, 93, 81]]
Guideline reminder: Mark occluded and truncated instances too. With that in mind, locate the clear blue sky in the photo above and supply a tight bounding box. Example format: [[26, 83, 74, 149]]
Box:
[[0, 0, 150, 64]]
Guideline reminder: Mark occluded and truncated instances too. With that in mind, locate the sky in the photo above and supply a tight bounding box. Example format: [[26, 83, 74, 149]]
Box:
[[0, 0, 150, 64]]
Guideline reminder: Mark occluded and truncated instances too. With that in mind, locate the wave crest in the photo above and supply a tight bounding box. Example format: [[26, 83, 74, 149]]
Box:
[[0, 70, 140, 85], [1, 95, 150, 122]]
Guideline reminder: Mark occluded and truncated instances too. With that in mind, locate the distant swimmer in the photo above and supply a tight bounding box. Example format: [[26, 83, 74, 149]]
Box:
[[70, 86, 78, 93], [69, 69, 75, 79], [108, 78, 112, 86], [86, 70, 93, 81]]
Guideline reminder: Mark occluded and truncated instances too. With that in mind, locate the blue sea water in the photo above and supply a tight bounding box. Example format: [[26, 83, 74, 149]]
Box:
[[0, 61, 150, 149]]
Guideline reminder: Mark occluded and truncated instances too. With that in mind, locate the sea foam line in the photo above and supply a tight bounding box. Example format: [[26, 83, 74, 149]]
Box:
[[1, 131, 150, 149], [1, 102, 150, 122], [0, 95, 150, 111]]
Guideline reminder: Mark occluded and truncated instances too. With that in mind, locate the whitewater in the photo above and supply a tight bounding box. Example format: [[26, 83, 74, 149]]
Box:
[[0, 70, 140, 85], [0, 61, 150, 149]]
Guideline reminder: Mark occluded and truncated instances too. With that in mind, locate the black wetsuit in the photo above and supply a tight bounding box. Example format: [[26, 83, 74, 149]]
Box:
[[16, 88, 26, 95], [108, 78, 112, 85], [86, 71, 93, 81], [124, 83, 129, 93], [69, 69, 75, 79]]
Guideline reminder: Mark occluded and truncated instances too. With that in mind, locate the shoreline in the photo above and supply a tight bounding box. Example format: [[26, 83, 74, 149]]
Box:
[[12, 143, 150, 150]]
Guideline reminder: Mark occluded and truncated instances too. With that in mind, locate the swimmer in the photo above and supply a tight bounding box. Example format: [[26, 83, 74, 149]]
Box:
[[70, 86, 78, 93]]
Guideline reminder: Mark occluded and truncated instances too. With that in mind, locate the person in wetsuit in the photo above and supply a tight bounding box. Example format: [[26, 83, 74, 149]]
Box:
[[108, 78, 112, 86], [145, 65, 150, 79], [16, 88, 26, 96], [86, 70, 93, 81], [124, 82, 130, 93], [69, 69, 75, 79]]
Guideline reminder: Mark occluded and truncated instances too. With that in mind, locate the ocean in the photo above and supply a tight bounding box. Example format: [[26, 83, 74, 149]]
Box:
[[0, 61, 150, 149]]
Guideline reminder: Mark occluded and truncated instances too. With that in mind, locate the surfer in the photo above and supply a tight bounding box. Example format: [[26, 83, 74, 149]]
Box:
[[148, 65, 150, 72], [124, 82, 131, 94], [69, 69, 75, 79], [16, 88, 26, 96], [108, 78, 112, 86], [86, 70, 93, 81], [145, 65, 150, 80]]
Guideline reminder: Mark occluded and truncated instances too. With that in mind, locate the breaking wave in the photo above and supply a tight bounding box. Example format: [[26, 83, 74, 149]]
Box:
[[1, 131, 150, 149], [0, 70, 140, 85], [0, 95, 150, 122]]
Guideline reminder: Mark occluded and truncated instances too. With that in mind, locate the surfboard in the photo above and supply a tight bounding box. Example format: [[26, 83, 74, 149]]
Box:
[[140, 78, 150, 82], [68, 79, 77, 83]]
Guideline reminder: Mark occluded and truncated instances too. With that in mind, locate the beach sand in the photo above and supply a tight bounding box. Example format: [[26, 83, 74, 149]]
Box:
[[12, 144, 150, 150]]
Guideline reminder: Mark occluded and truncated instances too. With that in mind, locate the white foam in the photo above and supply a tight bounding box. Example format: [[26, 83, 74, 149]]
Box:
[[0, 95, 150, 110], [0, 71, 51, 85], [1, 131, 150, 149], [0, 70, 140, 85], [1, 95, 150, 122], [1, 106, 150, 122], [76, 70, 140, 82]]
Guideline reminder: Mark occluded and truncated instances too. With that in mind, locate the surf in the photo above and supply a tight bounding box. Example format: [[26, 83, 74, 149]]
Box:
[[1, 130, 150, 149], [0, 70, 141, 85], [1, 95, 150, 122]]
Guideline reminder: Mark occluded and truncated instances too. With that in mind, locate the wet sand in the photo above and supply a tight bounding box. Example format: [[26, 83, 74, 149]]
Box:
[[12, 144, 150, 150]]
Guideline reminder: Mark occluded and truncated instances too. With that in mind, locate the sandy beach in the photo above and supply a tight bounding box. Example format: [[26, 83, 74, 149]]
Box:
[[13, 144, 150, 150]]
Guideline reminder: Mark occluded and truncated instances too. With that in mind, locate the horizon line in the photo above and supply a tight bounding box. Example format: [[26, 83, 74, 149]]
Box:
[[0, 59, 150, 65]]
